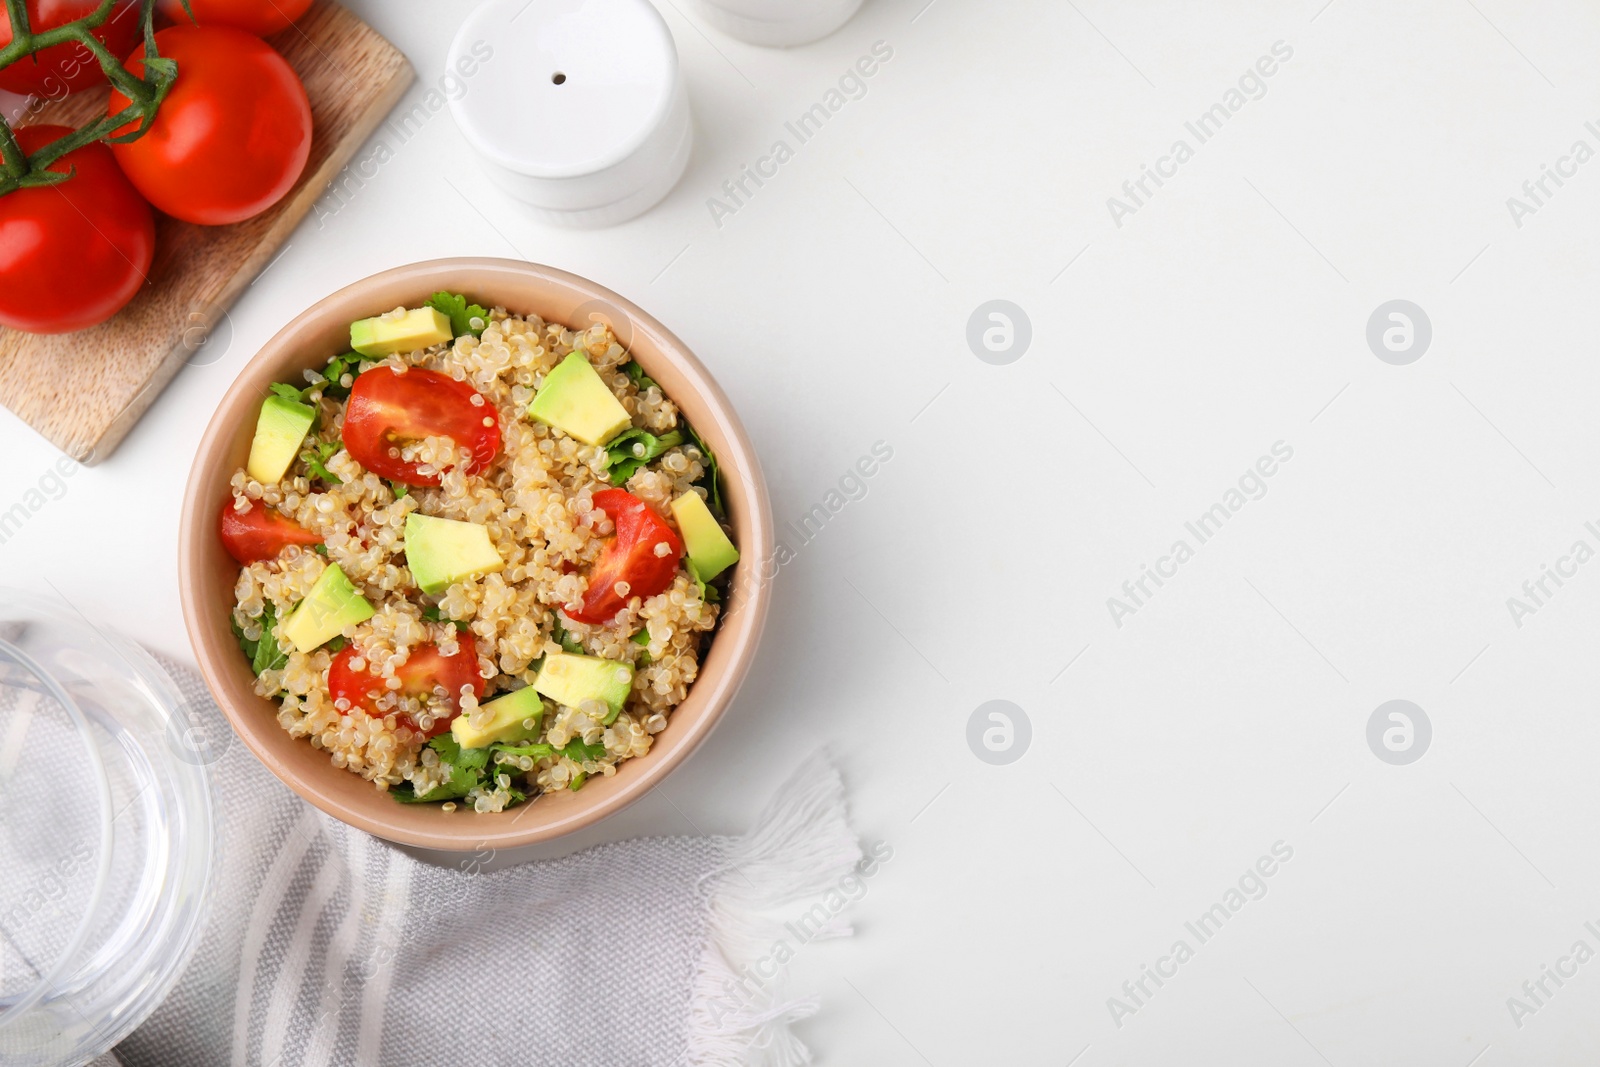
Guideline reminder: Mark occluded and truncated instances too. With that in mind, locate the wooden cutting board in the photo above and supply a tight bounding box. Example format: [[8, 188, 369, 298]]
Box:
[[0, 1, 413, 464]]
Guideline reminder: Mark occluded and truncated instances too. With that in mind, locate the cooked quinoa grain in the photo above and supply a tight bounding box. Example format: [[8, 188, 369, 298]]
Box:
[[227, 307, 726, 811]]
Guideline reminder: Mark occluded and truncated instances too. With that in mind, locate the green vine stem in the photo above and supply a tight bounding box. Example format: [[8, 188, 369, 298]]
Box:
[[0, 0, 174, 196]]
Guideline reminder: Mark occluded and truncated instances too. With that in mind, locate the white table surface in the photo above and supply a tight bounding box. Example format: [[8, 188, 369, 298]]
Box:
[[7, 0, 1600, 1062]]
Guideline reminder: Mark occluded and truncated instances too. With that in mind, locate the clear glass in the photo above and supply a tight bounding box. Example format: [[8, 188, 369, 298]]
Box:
[[0, 590, 216, 1067]]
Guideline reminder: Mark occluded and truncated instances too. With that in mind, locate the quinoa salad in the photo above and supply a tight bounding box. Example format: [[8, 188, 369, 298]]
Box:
[[219, 293, 740, 812]]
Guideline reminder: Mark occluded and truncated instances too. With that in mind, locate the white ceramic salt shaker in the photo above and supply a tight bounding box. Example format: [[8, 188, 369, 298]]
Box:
[[684, 0, 862, 47], [446, 0, 692, 228]]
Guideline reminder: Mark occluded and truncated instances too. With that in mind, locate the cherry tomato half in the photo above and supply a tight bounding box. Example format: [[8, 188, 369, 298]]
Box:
[[341, 368, 501, 486], [569, 489, 683, 625], [0, 1, 140, 95], [329, 637, 484, 738], [107, 24, 311, 225], [156, 0, 312, 37], [0, 125, 154, 334], [219, 498, 321, 564]]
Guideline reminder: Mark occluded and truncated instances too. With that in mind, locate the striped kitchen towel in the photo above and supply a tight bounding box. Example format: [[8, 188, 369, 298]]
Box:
[[112, 660, 862, 1067]]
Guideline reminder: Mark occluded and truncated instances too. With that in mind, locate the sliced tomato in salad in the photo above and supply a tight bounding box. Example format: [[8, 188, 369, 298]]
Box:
[[568, 488, 684, 625], [328, 636, 484, 738], [219, 499, 321, 564], [341, 367, 500, 486]]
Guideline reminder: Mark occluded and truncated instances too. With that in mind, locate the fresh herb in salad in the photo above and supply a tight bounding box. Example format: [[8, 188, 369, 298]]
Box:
[[551, 615, 585, 655], [560, 738, 606, 763], [391, 733, 602, 803], [427, 291, 491, 338], [298, 352, 360, 401], [621, 359, 657, 392], [421, 605, 469, 632], [391, 734, 522, 804], [618, 361, 724, 522], [300, 439, 342, 485], [684, 421, 723, 517], [605, 427, 684, 486], [237, 601, 287, 675]]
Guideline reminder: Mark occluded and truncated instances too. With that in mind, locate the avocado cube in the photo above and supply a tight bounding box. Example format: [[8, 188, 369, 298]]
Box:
[[526, 352, 632, 446], [404, 514, 504, 595], [670, 491, 738, 581], [246, 395, 316, 485], [349, 307, 454, 357], [533, 652, 633, 723], [451, 686, 545, 749], [281, 564, 374, 653]]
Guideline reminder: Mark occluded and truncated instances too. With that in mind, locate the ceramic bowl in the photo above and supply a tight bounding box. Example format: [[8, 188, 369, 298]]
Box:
[[179, 258, 772, 851]]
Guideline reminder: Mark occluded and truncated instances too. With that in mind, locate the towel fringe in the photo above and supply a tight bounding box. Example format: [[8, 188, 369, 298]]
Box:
[[683, 751, 862, 1067]]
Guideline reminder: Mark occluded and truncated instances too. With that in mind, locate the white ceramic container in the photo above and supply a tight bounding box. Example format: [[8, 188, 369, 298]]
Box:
[[447, 0, 693, 227], [684, 0, 863, 47]]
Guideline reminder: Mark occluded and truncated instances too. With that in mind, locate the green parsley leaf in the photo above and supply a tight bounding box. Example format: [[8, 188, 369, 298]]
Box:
[[392, 787, 448, 804], [436, 734, 491, 774], [389, 480, 409, 499], [560, 738, 606, 763], [683, 560, 724, 606], [622, 360, 659, 393], [268, 382, 304, 402], [604, 428, 684, 486], [394, 735, 488, 803], [312, 543, 329, 556], [295, 353, 358, 401], [551, 615, 585, 654], [393, 735, 538, 805], [421, 605, 469, 632], [683, 421, 724, 517], [301, 440, 342, 485], [251, 602, 289, 676], [230, 614, 259, 663], [427, 292, 491, 338]]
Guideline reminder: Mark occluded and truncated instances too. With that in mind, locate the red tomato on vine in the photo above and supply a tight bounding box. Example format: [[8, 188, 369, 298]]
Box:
[[0, 0, 140, 96], [107, 24, 311, 226], [156, 0, 312, 37], [0, 124, 154, 334]]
